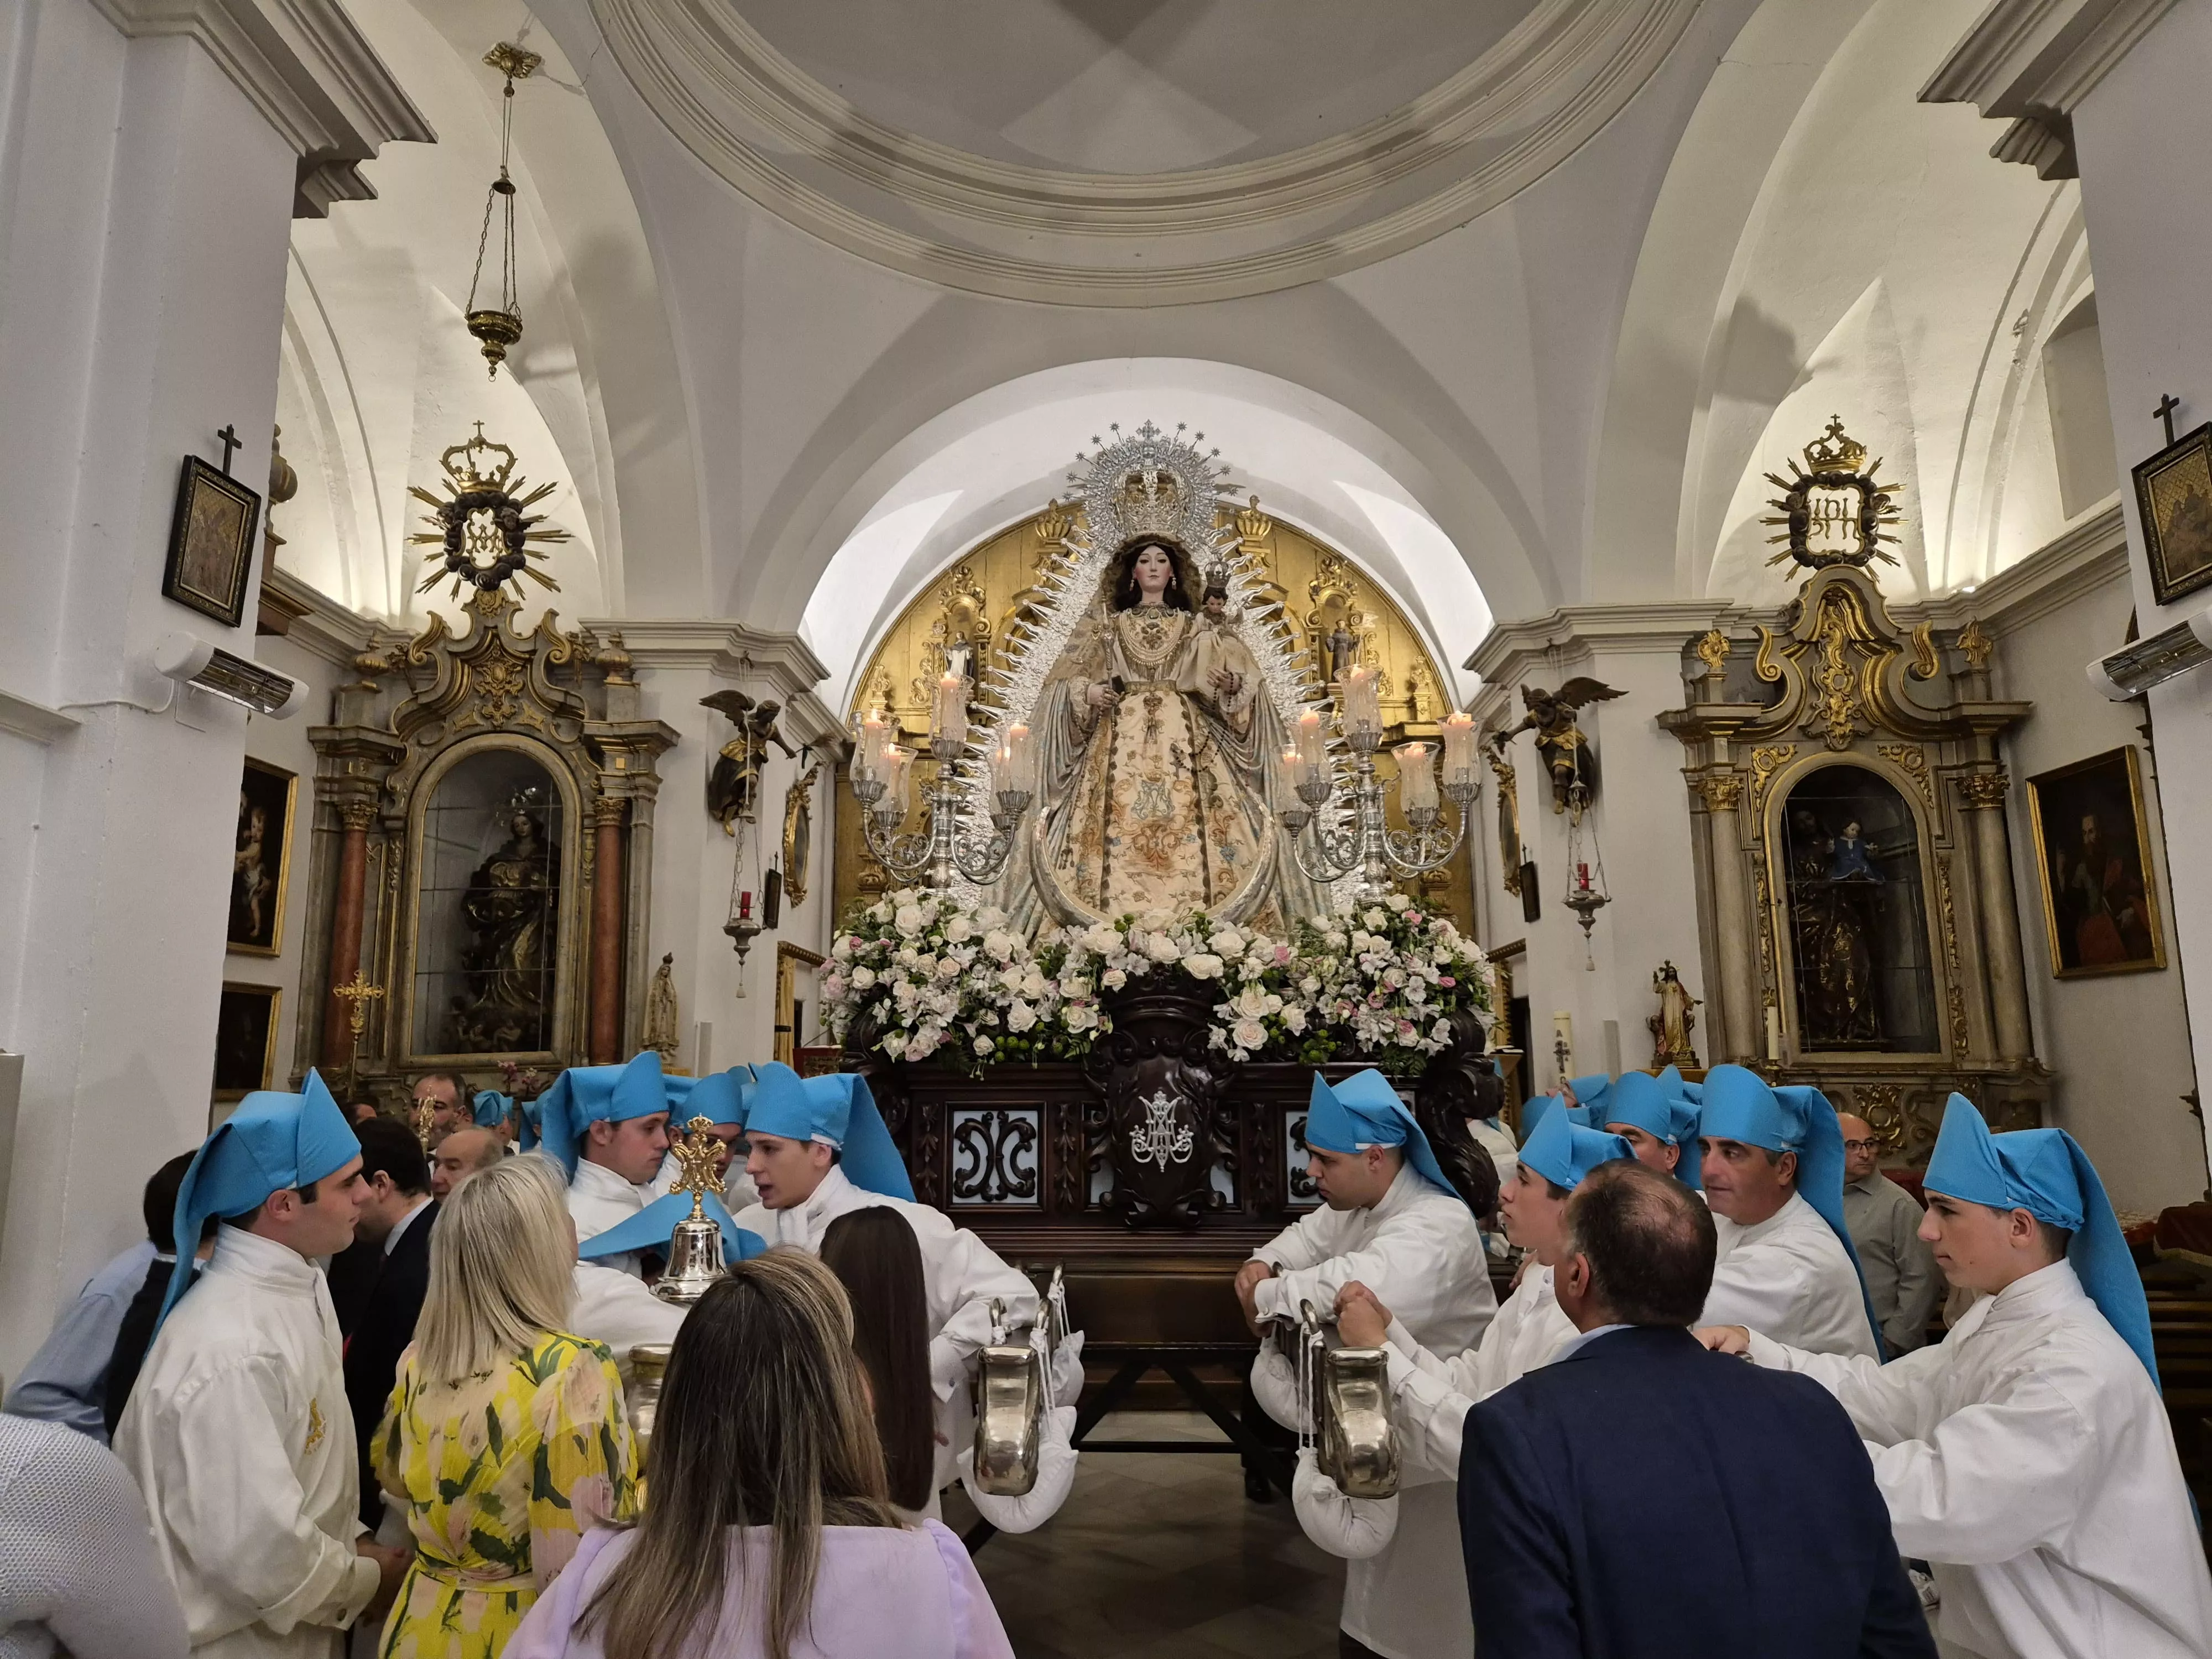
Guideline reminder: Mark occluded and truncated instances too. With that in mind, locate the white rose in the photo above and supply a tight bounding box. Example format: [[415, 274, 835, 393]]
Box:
[[1138, 931, 1176, 963], [1234, 984, 1271, 1019], [998, 966, 1025, 993], [1210, 927, 1245, 957], [1432, 1018, 1454, 1043], [1183, 953, 1225, 980], [831, 936, 853, 962], [944, 914, 974, 943], [1082, 923, 1122, 954], [1282, 1005, 1308, 1034], [894, 904, 925, 936], [1007, 999, 1038, 1032], [1102, 968, 1127, 990], [979, 929, 1013, 963], [1384, 891, 1410, 911], [973, 1035, 995, 1056], [1406, 980, 1427, 1005], [1233, 1019, 1268, 1051], [1065, 1001, 1098, 1031], [1300, 976, 1321, 995], [1363, 906, 1388, 928], [1138, 908, 1175, 932], [851, 966, 877, 991], [1059, 977, 1091, 1000], [1022, 969, 1050, 999], [936, 956, 962, 979]]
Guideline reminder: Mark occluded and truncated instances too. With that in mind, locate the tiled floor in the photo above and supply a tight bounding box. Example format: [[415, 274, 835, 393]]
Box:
[[941, 1411, 1345, 1659]]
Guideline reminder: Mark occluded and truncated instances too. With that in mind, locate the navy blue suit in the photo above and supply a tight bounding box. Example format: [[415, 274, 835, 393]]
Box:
[[1458, 1324, 1934, 1658]]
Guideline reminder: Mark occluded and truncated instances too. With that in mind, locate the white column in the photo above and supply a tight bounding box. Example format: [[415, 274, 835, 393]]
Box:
[[0, 0, 422, 1371]]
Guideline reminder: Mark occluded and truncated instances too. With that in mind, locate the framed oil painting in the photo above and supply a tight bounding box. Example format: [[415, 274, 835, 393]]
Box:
[[2132, 421, 2212, 607], [163, 455, 262, 628], [228, 757, 295, 955], [774, 942, 824, 1068], [2026, 746, 2166, 979], [213, 983, 281, 1100]]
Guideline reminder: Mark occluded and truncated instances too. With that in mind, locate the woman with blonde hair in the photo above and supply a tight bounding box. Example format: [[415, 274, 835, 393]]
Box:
[[507, 1249, 1011, 1659], [375, 1154, 639, 1659]]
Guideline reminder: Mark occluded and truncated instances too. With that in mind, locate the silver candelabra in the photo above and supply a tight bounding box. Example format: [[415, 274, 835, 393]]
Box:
[[1277, 676, 1479, 903], [851, 687, 1034, 890]]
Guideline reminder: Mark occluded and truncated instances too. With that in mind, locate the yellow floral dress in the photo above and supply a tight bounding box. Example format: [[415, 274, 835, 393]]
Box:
[[374, 1331, 638, 1659]]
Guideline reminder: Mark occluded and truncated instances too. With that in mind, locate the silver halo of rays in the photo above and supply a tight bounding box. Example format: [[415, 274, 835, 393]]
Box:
[[961, 419, 1350, 919]]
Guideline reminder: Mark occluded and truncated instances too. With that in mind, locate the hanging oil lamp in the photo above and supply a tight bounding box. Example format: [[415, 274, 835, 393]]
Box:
[[465, 43, 540, 377]]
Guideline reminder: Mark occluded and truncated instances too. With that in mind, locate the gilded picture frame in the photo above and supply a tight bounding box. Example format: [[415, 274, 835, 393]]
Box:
[[2026, 746, 2166, 979], [782, 763, 819, 907], [774, 942, 825, 1068], [163, 455, 262, 628], [228, 757, 296, 956], [213, 982, 281, 1100], [2132, 421, 2212, 607]]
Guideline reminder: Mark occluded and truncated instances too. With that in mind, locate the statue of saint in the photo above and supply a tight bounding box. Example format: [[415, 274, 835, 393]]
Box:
[[642, 952, 681, 1070], [449, 797, 559, 1052], [1010, 540, 1326, 930], [1648, 961, 1700, 1067]]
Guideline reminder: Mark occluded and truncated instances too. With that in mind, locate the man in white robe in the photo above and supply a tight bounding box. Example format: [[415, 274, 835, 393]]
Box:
[[116, 1074, 408, 1659], [1329, 1105, 1635, 1479], [644, 1065, 760, 1213], [1696, 1063, 1882, 1359], [1237, 1070, 1494, 1659], [531, 1050, 686, 1276], [1703, 1096, 2212, 1659], [731, 1063, 1037, 1488]]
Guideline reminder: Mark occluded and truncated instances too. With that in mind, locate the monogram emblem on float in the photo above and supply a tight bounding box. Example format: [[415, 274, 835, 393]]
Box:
[[1129, 1089, 1195, 1167]]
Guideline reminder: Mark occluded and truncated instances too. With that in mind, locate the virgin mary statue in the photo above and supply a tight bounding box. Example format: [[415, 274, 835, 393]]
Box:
[[1009, 538, 1329, 931]]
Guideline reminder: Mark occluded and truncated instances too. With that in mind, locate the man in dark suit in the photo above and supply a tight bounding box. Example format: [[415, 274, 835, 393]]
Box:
[[1459, 1161, 1934, 1658], [342, 1117, 437, 1530]]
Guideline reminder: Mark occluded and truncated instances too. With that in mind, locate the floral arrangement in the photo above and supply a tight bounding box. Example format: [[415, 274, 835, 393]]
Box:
[[827, 888, 1490, 1077]]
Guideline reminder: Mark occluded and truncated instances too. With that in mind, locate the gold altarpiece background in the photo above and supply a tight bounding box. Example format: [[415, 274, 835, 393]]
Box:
[[1663, 565, 2050, 1165], [830, 502, 1473, 931]]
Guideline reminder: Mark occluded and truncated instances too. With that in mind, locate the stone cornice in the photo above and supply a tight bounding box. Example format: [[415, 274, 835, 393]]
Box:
[[591, 0, 1697, 306], [93, 0, 434, 217], [583, 619, 843, 749], [1919, 0, 2184, 179], [261, 566, 385, 666], [1887, 503, 2128, 638], [1464, 600, 1741, 679]]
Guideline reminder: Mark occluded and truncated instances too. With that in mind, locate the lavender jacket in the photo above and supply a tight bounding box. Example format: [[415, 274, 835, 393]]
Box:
[[505, 1519, 1013, 1659]]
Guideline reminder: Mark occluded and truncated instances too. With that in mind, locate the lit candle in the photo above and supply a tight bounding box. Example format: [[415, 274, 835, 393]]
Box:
[[1296, 708, 1327, 770], [1576, 862, 1590, 892], [933, 672, 969, 751], [1343, 664, 1381, 735], [1003, 722, 1032, 794], [1277, 745, 1308, 797], [878, 745, 911, 817], [739, 890, 753, 919], [857, 708, 889, 782], [1440, 709, 1476, 786], [1395, 742, 1437, 815]]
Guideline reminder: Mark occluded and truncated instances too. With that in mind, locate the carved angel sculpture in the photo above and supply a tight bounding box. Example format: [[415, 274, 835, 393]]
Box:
[[702, 690, 797, 831], [1489, 679, 1625, 813]]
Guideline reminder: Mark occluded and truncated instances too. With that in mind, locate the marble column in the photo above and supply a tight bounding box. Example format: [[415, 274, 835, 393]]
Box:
[[1699, 773, 1762, 1063], [591, 796, 628, 1063], [1960, 772, 2034, 1061], [320, 800, 375, 1067]]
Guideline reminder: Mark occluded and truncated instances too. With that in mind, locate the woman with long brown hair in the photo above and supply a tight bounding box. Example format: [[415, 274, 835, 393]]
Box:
[[818, 1207, 939, 1516], [505, 1249, 1011, 1659]]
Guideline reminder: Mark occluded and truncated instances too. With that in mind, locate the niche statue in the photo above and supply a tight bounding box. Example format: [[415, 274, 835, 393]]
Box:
[[448, 790, 560, 1052]]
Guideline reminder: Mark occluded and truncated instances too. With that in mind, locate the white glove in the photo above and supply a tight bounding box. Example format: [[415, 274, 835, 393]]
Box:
[[1292, 1448, 1398, 1559]]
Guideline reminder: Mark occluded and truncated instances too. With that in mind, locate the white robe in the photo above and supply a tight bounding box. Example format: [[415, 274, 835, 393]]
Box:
[[1249, 1164, 1494, 1659], [734, 1166, 1038, 1488], [1747, 1260, 2212, 1659], [567, 1157, 651, 1277], [1703, 1190, 1879, 1359], [115, 1230, 378, 1659], [566, 1260, 687, 1380], [1384, 1262, 1577, 1477]]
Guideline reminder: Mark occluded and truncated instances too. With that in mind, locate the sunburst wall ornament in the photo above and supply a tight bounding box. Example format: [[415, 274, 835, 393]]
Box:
[[408, 425, 570, 602], [1762, 415, 1903, 578]]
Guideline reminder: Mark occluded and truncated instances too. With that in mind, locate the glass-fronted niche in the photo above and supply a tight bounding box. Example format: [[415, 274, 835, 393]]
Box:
[[1778, 764, 1939, 1055], [411, 746, 566, 1057]]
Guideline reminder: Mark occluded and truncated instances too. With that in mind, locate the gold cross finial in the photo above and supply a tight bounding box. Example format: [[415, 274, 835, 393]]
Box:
[[333, 971, 384, 1040], [669, 1115, 722, 1220]]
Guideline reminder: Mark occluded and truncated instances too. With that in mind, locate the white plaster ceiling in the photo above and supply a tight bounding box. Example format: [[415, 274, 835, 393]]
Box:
[[800, 357, 1494, 714], [587, 0, 1703, 302]]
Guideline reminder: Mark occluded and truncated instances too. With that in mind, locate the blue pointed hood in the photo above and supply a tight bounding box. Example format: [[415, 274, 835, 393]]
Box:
[[160, 1071, 360, 1328], [473, 1089, 514, 1130], [1601, 1067, 1703, 1191], [576, 1187, 765, 1266], [684, 1065, 757, 1131], [744, 1064, 914, 1202], [1304, 1069, 1463, 1204], [534, 1051, 693, 1175], [1924, 1095, 2156, 1386], [1698, 1064, 1881, 1354], [1518, 1105, 1635, 1192]]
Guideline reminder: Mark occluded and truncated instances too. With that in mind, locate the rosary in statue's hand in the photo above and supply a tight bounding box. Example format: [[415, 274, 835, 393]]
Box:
[[1209, 667, 1242, 697]]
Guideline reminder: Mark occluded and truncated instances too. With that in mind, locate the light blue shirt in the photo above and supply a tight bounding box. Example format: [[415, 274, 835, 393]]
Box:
[[3, 1241, 159, 1442], [1548, 1320, 1634, 1365]]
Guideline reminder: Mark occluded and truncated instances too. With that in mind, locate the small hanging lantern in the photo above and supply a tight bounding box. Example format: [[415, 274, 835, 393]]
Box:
[[466, 43, 540, 377], [1561, 781, 1610, 969]]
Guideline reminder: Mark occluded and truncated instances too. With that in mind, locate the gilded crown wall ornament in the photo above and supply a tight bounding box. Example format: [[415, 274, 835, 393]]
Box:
[[408, 425, 571, 603], [1762, 415, 1903, 579]]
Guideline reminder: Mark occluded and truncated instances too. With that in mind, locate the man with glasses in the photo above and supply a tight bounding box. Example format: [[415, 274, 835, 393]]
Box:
[[1838, 1112, 1940, 1354]]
